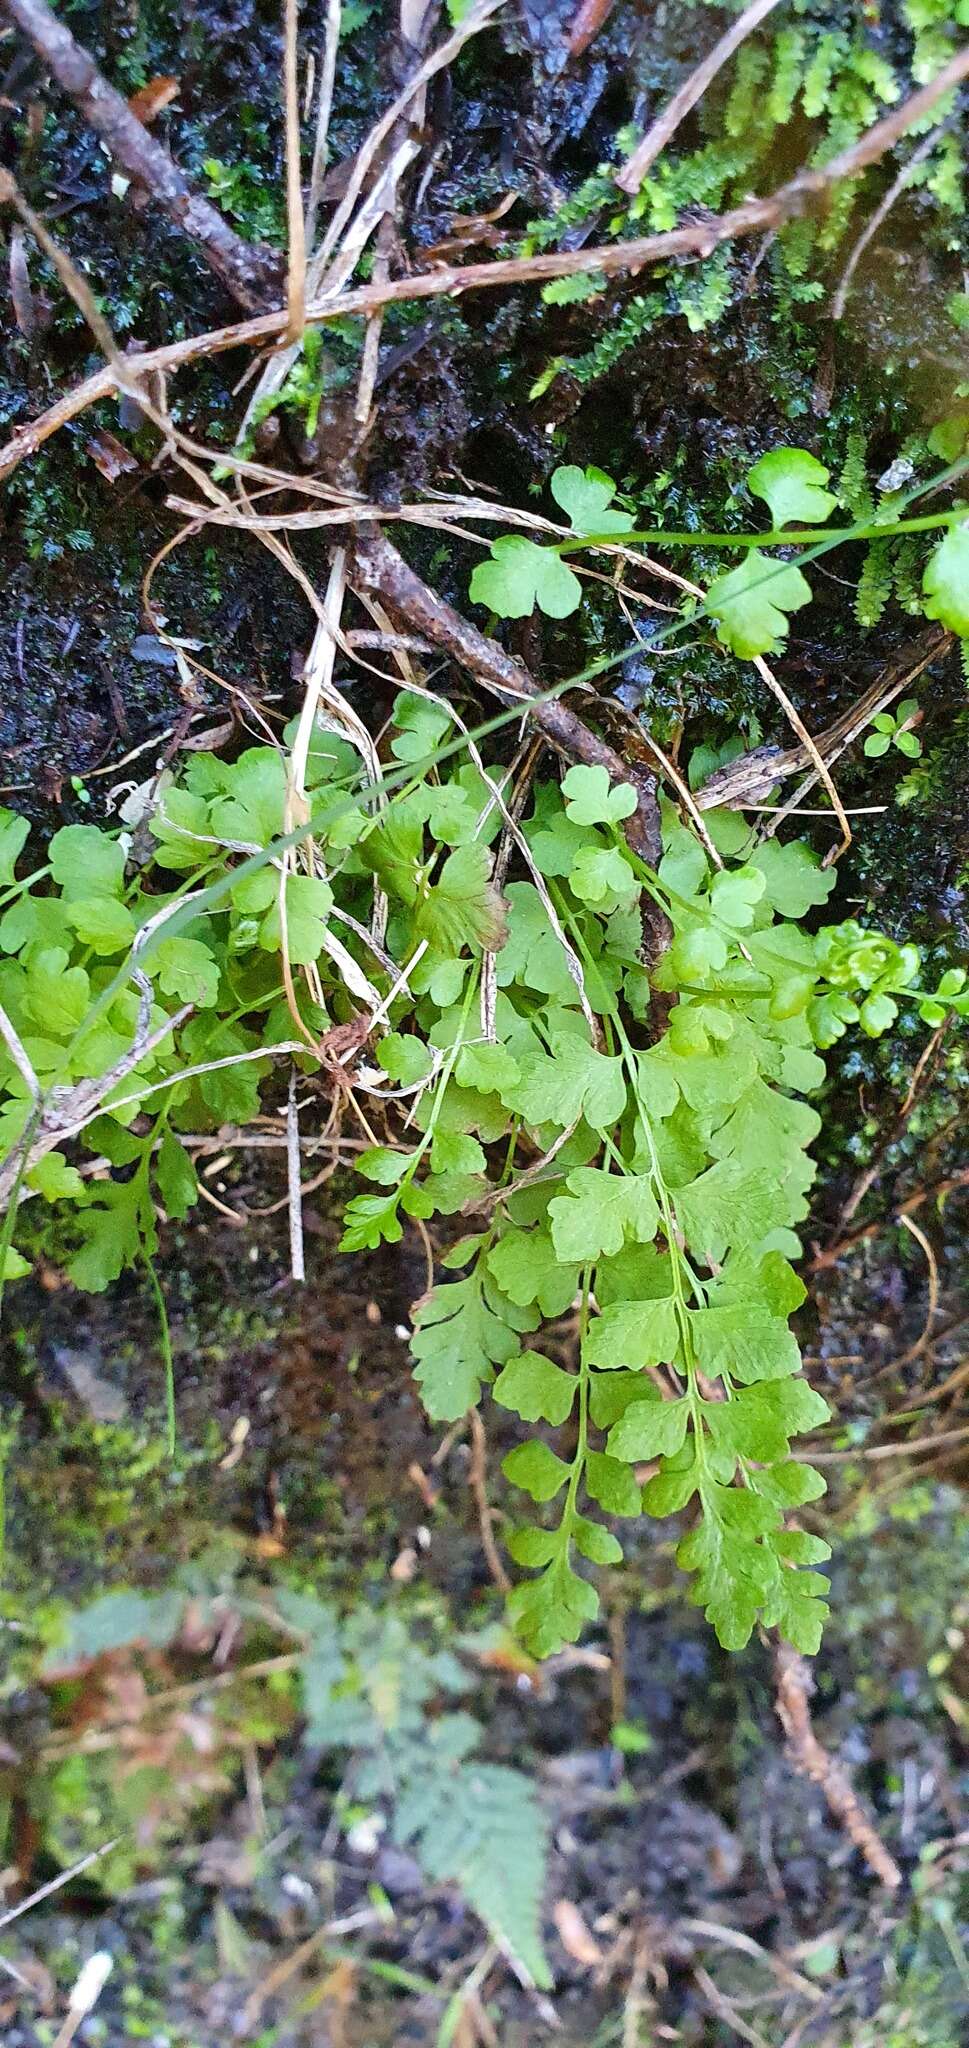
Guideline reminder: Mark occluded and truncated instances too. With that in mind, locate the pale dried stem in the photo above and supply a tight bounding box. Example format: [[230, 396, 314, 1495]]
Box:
[[312, 0, 505, 277], [283, 0, 307, 341], [752, 655, 852, 858], [894, 1211, 941, 1367], [832, 116, 955, 320], [286, 1068, 306, 1282], [0, 1001, 40, 1101], [305, 0, 342, 248], [616, 0, 785, 193]]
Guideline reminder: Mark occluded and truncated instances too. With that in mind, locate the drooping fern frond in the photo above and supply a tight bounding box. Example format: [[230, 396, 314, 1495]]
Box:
[[395, 1753, 551, 1987]]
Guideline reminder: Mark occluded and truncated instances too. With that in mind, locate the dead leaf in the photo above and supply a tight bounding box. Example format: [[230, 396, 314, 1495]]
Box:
[[9, 225, 34, 341], [127, 76, 180, 125], [86, 430, 139, 482], [553, 1898, 604, 1967]]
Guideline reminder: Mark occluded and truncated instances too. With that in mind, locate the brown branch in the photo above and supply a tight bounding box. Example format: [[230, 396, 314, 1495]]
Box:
[[0, 0, 282, 311], [352, 528, 663, 867], [773, 1643, 903, 1890], [3, 50, 968, 480]]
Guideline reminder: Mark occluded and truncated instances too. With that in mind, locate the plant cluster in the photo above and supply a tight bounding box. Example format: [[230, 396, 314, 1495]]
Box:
[[34, 1581, 550, 1983], [470, 449, 969, 660], [1, 628, 965, 1659]]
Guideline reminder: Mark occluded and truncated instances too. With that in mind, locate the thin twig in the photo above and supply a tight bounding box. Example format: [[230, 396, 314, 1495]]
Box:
[[0, 1841, 120, 1932], [811, 1165, 969, 1272], [305, 0, 341, 248], [240, 1907, 387, 2031], [283, 0, 306, 341], [286, 1069, 305, 1282], [694, 1964, 774, 2048], [808, 1421, 969, 1465], [0, 1002, 40, 1101], [888, 1210, 941, 1369], [677, 1920, 822, 2003], [697, 628, 952, 813], [832, 1021, 950, 1233], [467, 1406, 511, 1592], [832, 116, 956, 319], [752, 654, 851, 858], [616, 0, 785, 193]]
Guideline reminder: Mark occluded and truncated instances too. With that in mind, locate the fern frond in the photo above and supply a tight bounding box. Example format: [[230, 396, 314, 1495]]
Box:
[[396, 1757, 551, 1987]]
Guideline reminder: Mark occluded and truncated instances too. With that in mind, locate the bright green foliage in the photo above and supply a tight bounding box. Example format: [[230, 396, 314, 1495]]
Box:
[[922, 524, 969, 637], [747, 448, 836, 527], [0, 665, 964, 1670], [706, 552, 813, 659], [864, 701, 922, 760], [550, 465, 634, 536], [469, 535, 581, 619], [562, 763, 637, 826], [0, 809, 30, 885], [469, 465, 630, 618]]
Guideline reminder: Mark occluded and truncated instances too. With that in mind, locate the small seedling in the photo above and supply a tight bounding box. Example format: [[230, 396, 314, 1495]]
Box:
[[864, 700, 922, 759]]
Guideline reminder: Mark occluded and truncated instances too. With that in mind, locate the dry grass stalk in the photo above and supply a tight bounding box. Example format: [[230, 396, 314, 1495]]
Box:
[[283, 0, 307, 341]]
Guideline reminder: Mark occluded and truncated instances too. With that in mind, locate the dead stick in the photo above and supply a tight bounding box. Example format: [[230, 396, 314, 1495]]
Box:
[[773, 1643, 902, 1890], [353, 529, 662, 864], [0, 0, 282, 310], [3, 51, 969, 481]]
